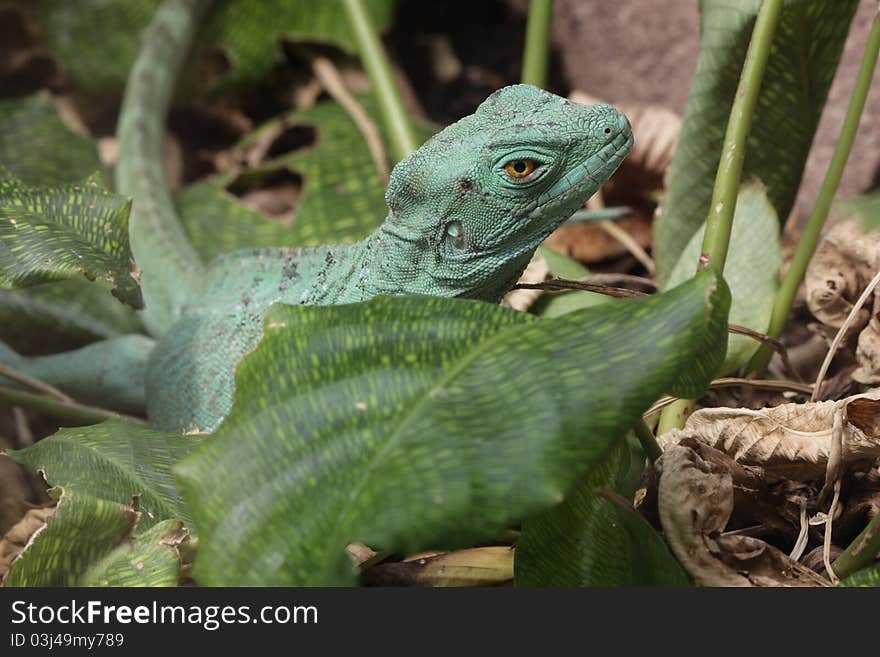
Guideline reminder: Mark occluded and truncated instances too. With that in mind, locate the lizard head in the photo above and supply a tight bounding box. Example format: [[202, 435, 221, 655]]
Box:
[[377, 84, 633, 302]]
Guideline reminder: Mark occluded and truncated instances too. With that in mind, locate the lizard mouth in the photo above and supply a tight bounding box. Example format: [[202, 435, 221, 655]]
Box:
[[531, 129, 633, 216]]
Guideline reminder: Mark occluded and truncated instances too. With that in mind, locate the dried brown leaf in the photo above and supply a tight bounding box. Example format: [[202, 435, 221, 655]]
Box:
[[0, 504, 55, 583], [806, 217, 880, 383], [657, 445, 828, 587], [658, 389, 880, 480]]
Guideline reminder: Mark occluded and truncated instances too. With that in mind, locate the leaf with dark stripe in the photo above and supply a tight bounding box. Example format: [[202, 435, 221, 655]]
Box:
[[176, 270, 729, 585], [653, 0, 858, 274], [515, 440, 690, 586], [0, 174, 142, 308]]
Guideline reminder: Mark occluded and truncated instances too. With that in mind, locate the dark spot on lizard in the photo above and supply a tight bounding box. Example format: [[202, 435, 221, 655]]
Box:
[[459, 178, 474, 192], [282, 260, 298, 279], [325, 251, 335, 265], [241, 295, 250, 306]]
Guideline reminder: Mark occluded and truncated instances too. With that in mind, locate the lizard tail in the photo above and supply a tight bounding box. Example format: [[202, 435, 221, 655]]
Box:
[[115, 0, 212, 336]]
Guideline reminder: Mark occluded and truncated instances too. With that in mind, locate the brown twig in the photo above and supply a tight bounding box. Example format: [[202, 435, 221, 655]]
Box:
[[645, 377, 814, 417], [728, 324, 799, 382], [0, 363, 74, 403], [0, 386, 146, 426], [512, 278, 647, 298], [311, 56, 391, 183]]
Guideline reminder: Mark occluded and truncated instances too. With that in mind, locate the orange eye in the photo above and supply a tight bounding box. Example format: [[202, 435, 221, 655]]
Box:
[[503, 159, 537, 178]]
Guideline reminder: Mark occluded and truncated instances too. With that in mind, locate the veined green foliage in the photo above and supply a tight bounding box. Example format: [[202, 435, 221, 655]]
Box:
[[653, 0, 858, 275], [175, 271, 729, 586], [665, 182, 780, 374], [80, 519, 189, 587], [39, 0, 396, 94], [840, 564, 880, 587], [0, 93, 104, 186], [515, 439, 690, 587], [4, 420, 202, 586], [0, 95, 140, 350], [3, 486, 138, 587], [0, 174, 142, 308], [8, 419, 202, 532], [178, 96, 435, 259]]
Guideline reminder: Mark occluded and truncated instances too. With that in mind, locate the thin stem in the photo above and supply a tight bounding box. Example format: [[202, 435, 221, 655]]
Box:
[[633, 418, 662, 462], [521, 0, 554, 87], [830, 510, 880, 581], [656, 398, 694, 435], [343, 0, 420, 161], [698, 0, 783, 274], [0, 386, 146, 426], [659, 0, 783, 433], [750, 9, 880, 373], [0, 363, 73, 403]]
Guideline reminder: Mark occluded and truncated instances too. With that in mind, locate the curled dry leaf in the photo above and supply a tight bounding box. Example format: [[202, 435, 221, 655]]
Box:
[[658, 389, 880, 481], [805, 217, 880, 383], [657, 445, 828, 587], [360, 546, 514, 587], [0, 504, 55, 583]]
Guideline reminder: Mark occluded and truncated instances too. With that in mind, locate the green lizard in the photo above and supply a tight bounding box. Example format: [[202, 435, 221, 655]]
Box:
[[3, 0, 632, 433]]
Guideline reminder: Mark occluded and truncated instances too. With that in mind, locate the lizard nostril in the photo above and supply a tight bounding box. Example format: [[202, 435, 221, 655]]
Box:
[[603, 127, 611, 135]]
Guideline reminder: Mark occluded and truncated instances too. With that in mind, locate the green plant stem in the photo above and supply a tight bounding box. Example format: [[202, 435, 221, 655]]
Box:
[[750, 10, 880, 373], [521, 0, 554, 87], [343, 0, 420, 161], [633, 418, 662, 462], [659, 0, 782, 433], [829, 510, 880, 581], [0, 386, 145, 426], [699, 0, 783, 274]]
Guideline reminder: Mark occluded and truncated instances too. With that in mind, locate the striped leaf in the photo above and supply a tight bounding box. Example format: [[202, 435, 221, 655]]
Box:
[[0, 175, 142, 308], [176, 270, 729, 585], [653, 0, 859, 275], [515, 440, 690, 586], [80, 519, 188, 587]]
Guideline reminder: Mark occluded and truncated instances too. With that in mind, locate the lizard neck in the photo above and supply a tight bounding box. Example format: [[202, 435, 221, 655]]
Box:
[[362, 219, 531, 304]]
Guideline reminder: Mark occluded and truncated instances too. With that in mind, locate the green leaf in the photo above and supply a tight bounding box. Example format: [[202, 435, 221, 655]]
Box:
[[80, 519, 188, 587], [653, 0, 858, 275], [0, 94, 135, 350], [515, 440, 690, 586], [176, 270, 729, 585], [178, 97, 434, 258], [840, 563, 880, 587], [3, 486, 138, 587], [0, 279, 143, 355], [40, 0, 396, 93], [0, 93, 104, 186], [204, 0, 396, 87], [664, 182, 780, 373], [843, 189, 880, 231], [0, 175, 142, 308], [8, 419, 203, 531]]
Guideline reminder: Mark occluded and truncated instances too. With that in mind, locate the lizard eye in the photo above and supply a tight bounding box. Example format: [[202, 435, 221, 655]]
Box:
[[444, 221, 467, 251], [503, 158, 537, 179]]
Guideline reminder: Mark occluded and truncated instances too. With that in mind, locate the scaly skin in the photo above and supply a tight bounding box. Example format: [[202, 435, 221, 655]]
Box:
[[2, 0, 633, 433]]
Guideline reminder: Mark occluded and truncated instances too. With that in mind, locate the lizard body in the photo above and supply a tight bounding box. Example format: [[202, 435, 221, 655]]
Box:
[[5, 0, 633, 433]]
